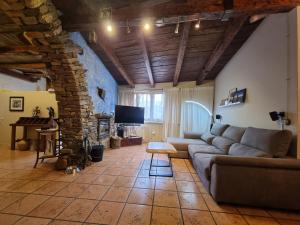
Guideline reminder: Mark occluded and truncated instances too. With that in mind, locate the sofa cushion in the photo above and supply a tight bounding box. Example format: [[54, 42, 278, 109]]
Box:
[[201, 132, 216, 144], [184, 132, 202, 139], [166, 137, 207, 151], [222, 126, 246, 143], [188, 144, 224, 159], [210, 123, 229, 136], [212, 137, 235, 154], [240, 127, 292, 157], [228, 143, 272, 157], [193, 153, 217, 180]]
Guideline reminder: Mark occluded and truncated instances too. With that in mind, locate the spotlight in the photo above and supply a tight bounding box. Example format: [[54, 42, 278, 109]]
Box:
[[174, 17, 180, 34], [106, 23, 113, 32], [142, 19, 152, 32], [194, 19, 201, 30], [174, 23, 179, 34], [269, 111, 291, 130], [126, 20, 131, 34], [144, 23, 150, 30]]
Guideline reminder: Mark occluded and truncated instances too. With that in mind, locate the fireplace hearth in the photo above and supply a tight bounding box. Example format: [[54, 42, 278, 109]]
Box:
[[95, 113, 114, 147], [98, 118, 110, 140]]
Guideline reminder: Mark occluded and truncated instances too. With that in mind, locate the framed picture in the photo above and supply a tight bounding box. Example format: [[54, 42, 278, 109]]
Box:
[[235, 88, 247, 103], [9, 97, 24, 112]]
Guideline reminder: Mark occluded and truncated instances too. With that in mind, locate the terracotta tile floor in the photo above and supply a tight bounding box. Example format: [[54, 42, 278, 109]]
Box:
[[0, 145, 299, 225]]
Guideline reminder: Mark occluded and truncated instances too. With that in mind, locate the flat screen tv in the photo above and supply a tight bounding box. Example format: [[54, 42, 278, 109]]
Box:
[[115, 105, 145, 124]]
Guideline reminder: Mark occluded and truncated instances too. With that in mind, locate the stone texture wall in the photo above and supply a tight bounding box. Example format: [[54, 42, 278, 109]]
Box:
[[45, 34, 98, 149], [70, 32, 118, 114], [0, 0, 99, 150]]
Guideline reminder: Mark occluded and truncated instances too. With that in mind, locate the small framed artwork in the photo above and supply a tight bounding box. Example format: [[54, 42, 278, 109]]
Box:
[[9, 97, 24, 112], [235, 88, 247, 103]]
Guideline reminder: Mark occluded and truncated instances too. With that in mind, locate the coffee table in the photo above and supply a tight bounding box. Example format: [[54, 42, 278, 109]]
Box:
[[146, 142, 177, 177]]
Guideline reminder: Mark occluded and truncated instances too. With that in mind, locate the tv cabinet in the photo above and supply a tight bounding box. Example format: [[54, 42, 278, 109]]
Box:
[[121, 136, 143, 147]]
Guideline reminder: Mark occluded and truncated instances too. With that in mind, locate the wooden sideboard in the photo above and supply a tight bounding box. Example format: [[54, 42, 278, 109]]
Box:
[[121, 136, 143, 147]]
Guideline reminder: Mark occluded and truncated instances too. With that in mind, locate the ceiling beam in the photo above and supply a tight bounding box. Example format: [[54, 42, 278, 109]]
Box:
[[0, 68, 39, 82], [139, 32, 154, 87], [173, 22, 191, 86], [0, 63, 47, 69], [95, 30, 135, 87], [197, 16, 247, 84], [58, 1, 294, 31], [0, 46, 40, 54]]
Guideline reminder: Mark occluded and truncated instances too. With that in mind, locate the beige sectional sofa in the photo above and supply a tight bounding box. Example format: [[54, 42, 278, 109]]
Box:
[[167, 123, 300, 210]]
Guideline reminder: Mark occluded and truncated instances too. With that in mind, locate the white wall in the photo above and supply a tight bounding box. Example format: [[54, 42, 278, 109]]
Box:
[[0, 72, 47, 91], [214, 11, 298, 156]]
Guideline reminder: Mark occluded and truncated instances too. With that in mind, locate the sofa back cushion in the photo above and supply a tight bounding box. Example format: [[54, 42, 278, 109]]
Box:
[[201, 132, 216, 145], [229, 143, 272, 157], [222, 126, 246, 143], [240, 127, 292, 157], [212, 137, 235, 154], [210, 123, 229, 136]]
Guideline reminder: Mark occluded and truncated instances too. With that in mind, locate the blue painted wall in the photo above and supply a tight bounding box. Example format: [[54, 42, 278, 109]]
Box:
[[70, 32, 118, 114]]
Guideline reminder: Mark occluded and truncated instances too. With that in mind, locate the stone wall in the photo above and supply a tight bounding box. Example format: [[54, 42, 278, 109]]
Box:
[[70, 32, 118, 114], [45, 34, 98, 148], [0, 0, 99, 150]]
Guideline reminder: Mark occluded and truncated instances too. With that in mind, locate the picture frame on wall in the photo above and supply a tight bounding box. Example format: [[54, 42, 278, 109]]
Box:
[[9, 97, 24, 112]]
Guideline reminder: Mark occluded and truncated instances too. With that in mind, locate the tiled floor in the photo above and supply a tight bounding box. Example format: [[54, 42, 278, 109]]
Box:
[[0, 145, 299, 225]]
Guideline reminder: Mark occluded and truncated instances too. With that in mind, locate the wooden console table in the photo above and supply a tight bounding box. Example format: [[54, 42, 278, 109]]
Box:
[[121, 136, 143, 147]]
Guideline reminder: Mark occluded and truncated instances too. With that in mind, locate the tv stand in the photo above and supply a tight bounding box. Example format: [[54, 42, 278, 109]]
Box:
[[121, 136, 143, 147]]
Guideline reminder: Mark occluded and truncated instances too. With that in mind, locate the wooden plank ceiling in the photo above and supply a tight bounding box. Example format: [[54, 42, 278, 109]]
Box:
[[0, 11, 46, 82], [52, 0, 290, 86], [81, 18, 261, 85], [0, 0, 296, 86]]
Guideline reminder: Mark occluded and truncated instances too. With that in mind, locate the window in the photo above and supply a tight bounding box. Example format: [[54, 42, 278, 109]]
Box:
[[134, 92, 164, 122]]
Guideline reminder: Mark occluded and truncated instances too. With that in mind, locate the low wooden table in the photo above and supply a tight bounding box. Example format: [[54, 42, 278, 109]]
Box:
[[146, 142, 177, 177]]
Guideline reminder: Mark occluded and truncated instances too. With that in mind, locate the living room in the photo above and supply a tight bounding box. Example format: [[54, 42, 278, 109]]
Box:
[[0, 0, 300, 225]]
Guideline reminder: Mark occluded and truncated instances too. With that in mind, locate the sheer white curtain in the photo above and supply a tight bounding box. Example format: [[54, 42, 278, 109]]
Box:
[[180, 101, 212, 137], [163, 88, 181, 139], [163, 85, 214, 139], [135, 93, 151, 120], [118, 89, 135, 106], [180, 87, 213, 113]]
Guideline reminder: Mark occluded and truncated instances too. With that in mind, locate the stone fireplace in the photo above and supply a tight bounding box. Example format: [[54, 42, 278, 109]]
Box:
[[95, 113, 114, 148], [98, 119, 110, 139]]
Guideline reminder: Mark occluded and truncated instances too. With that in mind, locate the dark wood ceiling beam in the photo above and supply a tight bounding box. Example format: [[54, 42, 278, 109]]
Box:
[[197, 16, 247, 84], [95, 30, 135, 87], [57, 0, 295, 31], [0, 63, 47, 69], [173, 22, 191, 86], [0, 46, 40, 54], [139, 32, 154, 87], [0, 68, 39, 82]]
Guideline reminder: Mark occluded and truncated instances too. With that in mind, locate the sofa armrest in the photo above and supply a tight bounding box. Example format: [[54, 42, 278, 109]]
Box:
[[183, 131, 202, 139], [210, 155, 300, 170]]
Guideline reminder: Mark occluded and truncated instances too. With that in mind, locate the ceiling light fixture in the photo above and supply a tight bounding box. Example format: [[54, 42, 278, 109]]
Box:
[[195, 18, 201, 29], [126, 20, 131, 34], [106, 22, 113, 32], [174, 17, 180, 34], [142, 19, 152, 32], [144, 23, 150, 30]]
